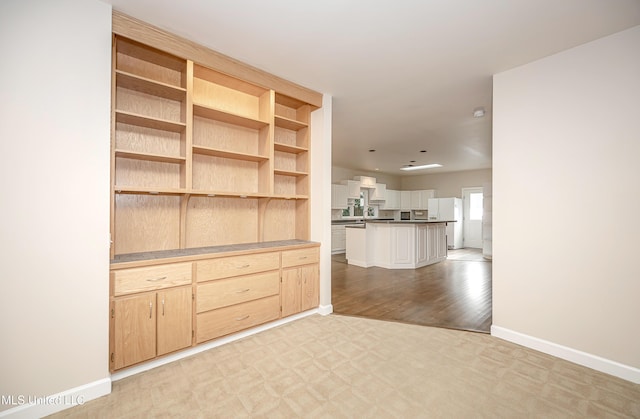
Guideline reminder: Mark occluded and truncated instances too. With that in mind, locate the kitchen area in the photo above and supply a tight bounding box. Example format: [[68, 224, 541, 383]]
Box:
[[331, 175, 463, 268], [331, 173, 492, 333]]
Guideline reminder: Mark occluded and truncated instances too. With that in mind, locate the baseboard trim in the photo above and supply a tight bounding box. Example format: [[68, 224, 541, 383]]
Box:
[[111, 310, 319, 381], [318, 304, 333, 315], [0, 377, 111, 418], [491, 325, 640, 384]]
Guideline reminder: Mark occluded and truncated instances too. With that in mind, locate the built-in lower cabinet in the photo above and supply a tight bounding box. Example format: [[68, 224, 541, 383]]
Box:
[[110, 242, 320, 371], [111, 285, 192, 370]]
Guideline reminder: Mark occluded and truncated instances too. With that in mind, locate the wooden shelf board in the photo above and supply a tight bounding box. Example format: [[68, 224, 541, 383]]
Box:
[[115, 149, 186, 164], [113, 186, 186, 196], [115, 110, 186, 133], [274, 142, 308, 154], [274, 115, 307, 131], [274, 169, 308, 177], [192, 145, 268, 162], [115, 70, 186, 101], [189, 190, 270, 199], [271, 194, 309, 200], [193, 104, 268, 130]]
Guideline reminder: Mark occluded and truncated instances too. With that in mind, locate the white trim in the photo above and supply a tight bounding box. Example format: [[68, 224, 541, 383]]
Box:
[[111, 310, 319, 381], [317, 303, 333, 315], [491, 325, 640, 384], [0, 378, 111, 419]]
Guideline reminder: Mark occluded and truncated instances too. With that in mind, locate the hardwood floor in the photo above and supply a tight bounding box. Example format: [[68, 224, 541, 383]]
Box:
[[331, 248, 492, 333]]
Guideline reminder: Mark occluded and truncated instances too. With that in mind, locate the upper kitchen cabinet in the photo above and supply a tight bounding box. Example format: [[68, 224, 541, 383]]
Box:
[[354, 176, 376, 188], [331, 184, 348, 209], [410, 190, 436, 210], [341, 180, 361, 199], [369, 183, 386, 201]]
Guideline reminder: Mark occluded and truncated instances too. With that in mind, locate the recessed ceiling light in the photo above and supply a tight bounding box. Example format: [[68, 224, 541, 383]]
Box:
[[410, 160, 416, 163], [368, 149, 376, 152], [420, 150, 427, 153], [473, 107, 485, 118], [400, 163, 442, 171]]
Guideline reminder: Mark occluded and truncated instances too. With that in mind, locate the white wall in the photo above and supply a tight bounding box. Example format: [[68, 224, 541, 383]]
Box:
[[0, 0, 112, 415], [311, 95, 333, 313], [332, 166, 402, 190], [400, 169, 491, 198], [493, 25, 640, 379]]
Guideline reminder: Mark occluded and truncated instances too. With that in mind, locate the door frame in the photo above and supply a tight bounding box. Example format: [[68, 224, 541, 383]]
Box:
[[462, 187, 483, 248]]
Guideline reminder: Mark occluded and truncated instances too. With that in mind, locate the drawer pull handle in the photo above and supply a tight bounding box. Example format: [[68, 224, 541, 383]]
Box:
[[149, 302, 153, 319], [237, 264, 250, 269], [146, 276, 167, 282], [299, 256, 308, 260], [236, 288, 250, 293], [235, 315, 250, 321]]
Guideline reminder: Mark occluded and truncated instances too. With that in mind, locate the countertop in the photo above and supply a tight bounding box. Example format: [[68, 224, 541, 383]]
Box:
[[345, 220, 454, 228], [111, 239, 318, 265]]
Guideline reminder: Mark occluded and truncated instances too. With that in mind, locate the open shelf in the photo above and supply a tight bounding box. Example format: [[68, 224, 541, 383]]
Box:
[[115, 110, 186, 133], [274, 169, 308, 177], [115, 149, 186, 164], [192, 145, 268, 163], [113, 186, 186, 196], [274, 142, 308, 154], [274, 115, 308, 131], [115, 70, 186, 101], [193, 104, 269, 130]]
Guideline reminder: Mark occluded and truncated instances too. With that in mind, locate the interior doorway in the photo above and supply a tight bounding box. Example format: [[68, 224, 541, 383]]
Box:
[[462, 187, 483, 249]]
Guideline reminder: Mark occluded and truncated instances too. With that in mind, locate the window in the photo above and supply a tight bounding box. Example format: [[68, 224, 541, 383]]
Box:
[[469, 192, 483, 220]]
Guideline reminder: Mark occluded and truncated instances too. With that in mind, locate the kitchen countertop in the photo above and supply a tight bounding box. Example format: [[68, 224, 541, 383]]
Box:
[[344, 220, 454, 228]]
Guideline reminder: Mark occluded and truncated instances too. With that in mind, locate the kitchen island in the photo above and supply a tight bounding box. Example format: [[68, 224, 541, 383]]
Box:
[[345, 220, 451, 269]]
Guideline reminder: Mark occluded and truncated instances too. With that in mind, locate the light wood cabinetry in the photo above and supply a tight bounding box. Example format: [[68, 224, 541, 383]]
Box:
[[195, 251, 281, 343], [109, 14, 322, 372], [111, 284, 192, 370], [281, 248, 320, 317], [111, 32, 318, 257]]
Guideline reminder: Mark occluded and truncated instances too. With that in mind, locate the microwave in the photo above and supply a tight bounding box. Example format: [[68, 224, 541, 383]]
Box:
[[413, 210, 428, 220], [400, 211, 411, 220]]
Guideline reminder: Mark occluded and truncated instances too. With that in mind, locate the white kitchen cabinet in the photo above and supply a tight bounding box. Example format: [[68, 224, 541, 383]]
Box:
[[354, 176, 376, 188], [382, 189, 400, 210], [331, 225, 347, 253], [391, 225, 415, 266], [331, 184, 348, 209], [341, 180, 361, 199], [370, 183, 386, 201], [410, 190, 436, 210], [400, 191, 412, 210]]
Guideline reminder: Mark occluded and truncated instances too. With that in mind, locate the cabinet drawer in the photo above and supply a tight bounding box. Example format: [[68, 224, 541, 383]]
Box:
[[281, 247, 319, 268], [197, 271, 279, 313], [113, 263, 192, 296], [196, 252, 279, 282], [196, 295, 280, 343]]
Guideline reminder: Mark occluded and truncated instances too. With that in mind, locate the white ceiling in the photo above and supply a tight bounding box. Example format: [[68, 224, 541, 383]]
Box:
[[105, 0, 640, 176]]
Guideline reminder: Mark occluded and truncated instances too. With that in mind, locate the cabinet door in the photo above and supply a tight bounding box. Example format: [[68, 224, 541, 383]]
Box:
[[112, 293, 156, 370], [436, 224, 448, 259], [400, 191, 411, 210], [346, 180, 361, 199], [427, 225, 439, 261], [301, 264, 319, 311], [416, 225, 428, 264], [157, 286, 192, 356], [281, 268, 301, 317], [331, 184, 348, 209]]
